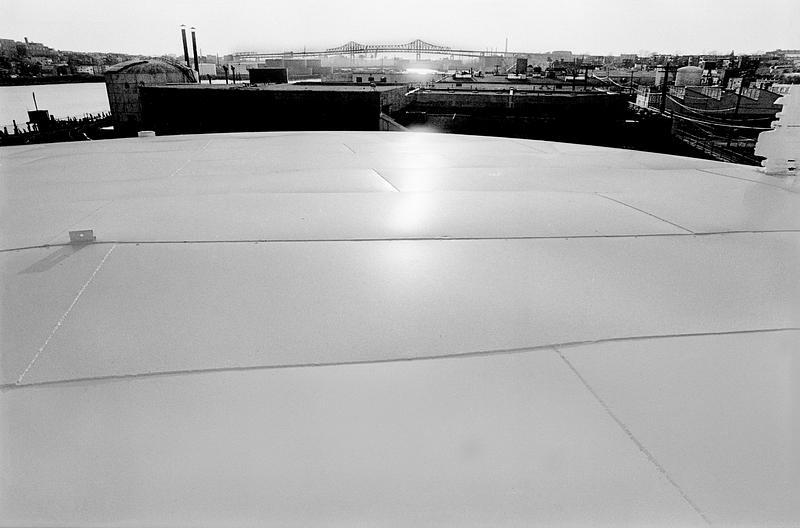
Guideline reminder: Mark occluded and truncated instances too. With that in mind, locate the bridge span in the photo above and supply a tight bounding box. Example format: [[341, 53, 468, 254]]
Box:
[[231, 39, 522, 61]]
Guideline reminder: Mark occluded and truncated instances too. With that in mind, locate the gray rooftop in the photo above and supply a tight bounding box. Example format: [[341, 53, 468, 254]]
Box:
[[1, 131, 798, 526], [153, 82, 405, 92]]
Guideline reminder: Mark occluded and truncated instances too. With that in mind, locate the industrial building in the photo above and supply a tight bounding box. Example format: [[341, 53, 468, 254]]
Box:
[[137, 83, 409, 135], [100, 56, 632, 148], [396, 76, 629, 144], [634, 70, 784, 164], [636, 84, 782, 121]]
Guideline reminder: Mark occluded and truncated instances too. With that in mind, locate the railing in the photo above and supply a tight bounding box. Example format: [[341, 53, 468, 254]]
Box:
[[634, 89, 662, 109], [768, 84, 793, 95], [740, 87, 761, 101], [673, 126, 761, 165], [699, 86, 723, 100], [669, 86, 686, 99]]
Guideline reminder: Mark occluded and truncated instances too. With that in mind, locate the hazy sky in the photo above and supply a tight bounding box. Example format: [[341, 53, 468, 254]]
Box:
[[1, 0, 798, 57]]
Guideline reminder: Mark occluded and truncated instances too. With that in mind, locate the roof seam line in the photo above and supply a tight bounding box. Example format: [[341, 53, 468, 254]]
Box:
[[167, 157, 193, 179], [696, 167, 789, 190], [553, 345, 712, 525], [2, 230, 799, 253], [5, 327, 797, 391], [15, 243, 117, 385], [597, 193, 695, 233], [370, 167, 400, 192]]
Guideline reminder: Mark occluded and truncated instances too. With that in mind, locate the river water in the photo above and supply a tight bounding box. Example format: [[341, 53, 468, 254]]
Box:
[[0, 83, 110, 130]]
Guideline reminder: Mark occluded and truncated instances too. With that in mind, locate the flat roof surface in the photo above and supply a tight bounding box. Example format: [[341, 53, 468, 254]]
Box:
[[420, 85, 611, 95], [442, 75, 564, 84], [154, 83, 404, 92], [1, 132, 798, 526]]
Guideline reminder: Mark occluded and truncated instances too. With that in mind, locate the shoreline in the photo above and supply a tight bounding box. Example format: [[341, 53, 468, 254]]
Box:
[[0, 75, 105, 86]]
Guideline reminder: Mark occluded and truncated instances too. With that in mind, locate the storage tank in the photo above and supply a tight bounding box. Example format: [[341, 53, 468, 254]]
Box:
[[104, 59, 196, 136], [675, 66, 703, 87]]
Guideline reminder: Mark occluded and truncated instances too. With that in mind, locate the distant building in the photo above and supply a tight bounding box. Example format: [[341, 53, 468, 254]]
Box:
[[224, 58, 326, 80], [199, 63, 217, 77], [549, 51, 574, 62], [22, 38, 57, 57], [479, 55, 507, 72], [250, 68, 288, 84], [262, 58, 320, 77], [524, 53, 550, 68], [75, 65, 95, 75], [0, 38, 16, 55], [352, 70, 445, 84]]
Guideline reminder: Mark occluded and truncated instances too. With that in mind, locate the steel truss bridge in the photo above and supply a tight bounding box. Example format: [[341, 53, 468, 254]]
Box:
[[231, 39, 520, 61]]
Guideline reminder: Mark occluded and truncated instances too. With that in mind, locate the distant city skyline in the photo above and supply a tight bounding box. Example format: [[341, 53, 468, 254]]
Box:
[[2, 0, 798, 57]]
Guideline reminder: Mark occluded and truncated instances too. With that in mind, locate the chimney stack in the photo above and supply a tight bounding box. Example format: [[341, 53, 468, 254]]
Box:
[[180, 26, 190, 68], [191, 27, 200, 82]]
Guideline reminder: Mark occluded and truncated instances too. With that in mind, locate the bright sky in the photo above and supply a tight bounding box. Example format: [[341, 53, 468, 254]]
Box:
[[1, 0, 798, 57]]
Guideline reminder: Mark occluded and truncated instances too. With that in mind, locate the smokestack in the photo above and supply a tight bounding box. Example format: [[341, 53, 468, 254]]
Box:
[[180, 26, 190, 68], [191, 27, 200, 81]]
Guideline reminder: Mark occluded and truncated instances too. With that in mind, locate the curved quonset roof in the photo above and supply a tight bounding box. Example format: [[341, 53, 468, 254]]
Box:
[[1, 132, 799, 526], [105, 58, 195, 80]]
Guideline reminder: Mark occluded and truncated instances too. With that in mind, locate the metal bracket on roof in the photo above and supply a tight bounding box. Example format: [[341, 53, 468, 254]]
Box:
[[69, 230, 96, 245]]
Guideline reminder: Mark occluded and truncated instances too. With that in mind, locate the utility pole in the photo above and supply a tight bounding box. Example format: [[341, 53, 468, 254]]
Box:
[[727, 86, 744, 147], [629, 69, 634, 96], [659, 62, 670, 114]]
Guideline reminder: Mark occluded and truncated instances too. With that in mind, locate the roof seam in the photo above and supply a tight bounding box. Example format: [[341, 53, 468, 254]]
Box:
[[3, 229, 800, 253], [5, 327, 798, 391], [697, 167, 791, 190], [597, 193, 695, 233], [554, 345, 711, 525], [15, 244, 117, 385], [370, 168, 400, 192]]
